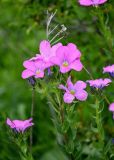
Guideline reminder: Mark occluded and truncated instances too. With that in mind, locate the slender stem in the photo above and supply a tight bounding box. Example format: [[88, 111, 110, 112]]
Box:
[[103, 94, 110, 105], [95, 98, 108, 160], [95, 99, 104, 146], [83, 65, 93, 80], [31, 88, 35, 117], [95, 7, 113, 54], [60, 104, 64, 124], [30, 87, 35, 154]]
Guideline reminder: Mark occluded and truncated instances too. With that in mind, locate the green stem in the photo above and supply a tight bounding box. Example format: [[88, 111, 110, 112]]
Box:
[[96, 99, 104, 142], [96, 7, 113, 54], [30, 87, 35, 154], [17, 139, 29, 160], [60, 103, 64, 124], [95, 99, 107, 159], [83, 65, 93, 80]]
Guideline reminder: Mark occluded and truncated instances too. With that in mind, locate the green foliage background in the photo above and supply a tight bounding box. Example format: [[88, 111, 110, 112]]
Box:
[[0, 0, 114, 159]]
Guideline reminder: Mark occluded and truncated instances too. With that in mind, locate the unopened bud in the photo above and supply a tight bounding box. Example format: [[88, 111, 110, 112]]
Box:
[[27, 77, 36, 88]]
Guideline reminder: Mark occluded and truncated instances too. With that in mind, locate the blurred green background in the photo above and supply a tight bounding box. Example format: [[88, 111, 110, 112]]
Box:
[[0, 0, 114, 159]]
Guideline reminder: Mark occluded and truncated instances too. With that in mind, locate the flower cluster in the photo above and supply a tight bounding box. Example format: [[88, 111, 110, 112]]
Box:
[[22, 40, 83, 79]]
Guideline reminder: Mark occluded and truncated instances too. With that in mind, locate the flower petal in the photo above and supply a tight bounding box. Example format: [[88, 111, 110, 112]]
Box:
[[23, 60, 36, 71], [22, 69, 34, 79], [63, 92, 75, 104], [67, 43, 81, 62], [35, 71, 44, 78], [75, 90, 88, 101], [67, 76, 74, 90], [70, 60, 83, 71], [60, 65, 71, 73], [39, 40, 51, 56], [74, 81, 87, 90], [56, 46, 68, 61], [6, 118, 15, 128], [59, 84, 68, 91], [79, 0, 107, 6], [51, 43, 62, 57], [109, 103, 114, 112]]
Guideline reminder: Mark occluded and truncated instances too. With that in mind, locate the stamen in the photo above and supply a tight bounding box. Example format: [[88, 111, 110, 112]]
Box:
[[36, 69, 40, 75], [70, 90, 75, 95], [62, 61, 69, 67]]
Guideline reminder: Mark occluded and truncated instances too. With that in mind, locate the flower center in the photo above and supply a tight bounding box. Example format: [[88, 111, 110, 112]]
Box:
[[62, 61, 69, 67], [70, 89, 75, 95], [36, 69, 40, 75]]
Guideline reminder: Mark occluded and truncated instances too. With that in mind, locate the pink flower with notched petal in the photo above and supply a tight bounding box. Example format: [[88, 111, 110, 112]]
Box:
[[51, 43, 83, 73], [103, 64, 114, 77], [59, 76, 88, 103], [87, 78, 111, 89], [78, 0, 107, 6], [30, 40, 62, 68], [6, 118, 34, 133], [22, 59, 46, 79]]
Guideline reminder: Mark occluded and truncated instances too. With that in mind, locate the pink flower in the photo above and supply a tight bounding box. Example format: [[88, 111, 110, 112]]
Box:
[[31, 40, 62, 68], [51, 43, 83, 73], [103, 64, 114, 77], [59, 76, 88, 103], [109, 103, 114, 119], [78, 0, 107, 6], [6, 118, 34, 133], [22, 59, 46, 79], [87, 78, 111, 89]]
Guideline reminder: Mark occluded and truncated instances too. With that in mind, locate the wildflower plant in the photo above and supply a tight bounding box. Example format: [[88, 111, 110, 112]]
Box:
[[6, 0, 114, 159]]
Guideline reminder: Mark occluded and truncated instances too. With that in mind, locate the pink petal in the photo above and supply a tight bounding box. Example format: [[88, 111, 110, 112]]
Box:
[[23, 122, 34, 132], [50, 56, 61, 65], [51, 43, 62, 57], [109, 103, 114, 112], [103, 64, 114, 73], [23, 60, 36, 71], [67, 76, 74, 90], [22, 69, 34, 79], [70, 60, 83, 71], [39, 40, 51, 56], [78, 0, 107, 6], [34, 60, 45, 69], [63, 92, 75, 104], [104, 78, 112, 86], [56, 46, 68, 62], [67, 43, 81, 62], [6, 118, 15, 128], [59, 84, 68, 91], [35, 71, 44, 78], [75, 90, 88, 101], [74, 81, 87, 90], [60, 65, 71, 73]]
